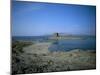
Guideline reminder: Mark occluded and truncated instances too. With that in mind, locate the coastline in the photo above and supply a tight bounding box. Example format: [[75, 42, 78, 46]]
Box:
[[12, 41, 96, 74]]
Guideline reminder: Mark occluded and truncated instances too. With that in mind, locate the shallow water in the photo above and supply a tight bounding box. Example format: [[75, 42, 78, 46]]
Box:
[[12, 36, 96, 51], [49, 37, 96, 51]]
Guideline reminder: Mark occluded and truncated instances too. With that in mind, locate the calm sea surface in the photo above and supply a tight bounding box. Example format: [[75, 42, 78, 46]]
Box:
[[12, 36, 96, 51]]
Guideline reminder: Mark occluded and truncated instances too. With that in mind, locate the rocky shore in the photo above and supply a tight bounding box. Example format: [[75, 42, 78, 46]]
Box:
[[12, 41, 96, 74]]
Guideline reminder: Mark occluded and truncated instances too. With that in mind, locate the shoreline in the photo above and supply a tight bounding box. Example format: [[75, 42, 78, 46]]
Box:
[[23, 41, 96, 54], [12, 41, 96, 74]]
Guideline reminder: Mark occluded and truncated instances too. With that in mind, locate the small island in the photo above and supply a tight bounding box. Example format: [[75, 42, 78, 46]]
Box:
[[49, 33, 85, 40], [12, 1, 96, 74]]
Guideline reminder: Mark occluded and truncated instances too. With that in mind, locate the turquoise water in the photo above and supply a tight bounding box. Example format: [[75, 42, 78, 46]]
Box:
[[12, 36, 96, 51]]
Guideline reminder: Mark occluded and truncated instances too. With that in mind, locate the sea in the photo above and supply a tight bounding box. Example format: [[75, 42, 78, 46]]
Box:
[[12, 36, 96, 51]]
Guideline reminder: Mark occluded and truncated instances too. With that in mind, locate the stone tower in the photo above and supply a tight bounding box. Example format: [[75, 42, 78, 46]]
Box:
[[54, 33, 59, 37]]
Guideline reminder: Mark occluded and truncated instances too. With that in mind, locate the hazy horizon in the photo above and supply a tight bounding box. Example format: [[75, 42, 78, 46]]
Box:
[[12, 1, 96, 36]]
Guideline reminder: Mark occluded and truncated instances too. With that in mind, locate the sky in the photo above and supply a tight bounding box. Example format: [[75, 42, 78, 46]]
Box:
[[12, 1, 96, 36]]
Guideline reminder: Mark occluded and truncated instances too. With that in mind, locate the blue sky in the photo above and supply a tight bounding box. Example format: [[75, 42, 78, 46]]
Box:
[[12, 1, 96, 36]]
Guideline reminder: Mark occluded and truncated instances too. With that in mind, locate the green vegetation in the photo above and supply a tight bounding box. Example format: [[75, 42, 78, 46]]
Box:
[[12, 41, 33, 74], [12, 41, 33, 54], [12, 41, 73, 74], [12, 41, 96, 74]]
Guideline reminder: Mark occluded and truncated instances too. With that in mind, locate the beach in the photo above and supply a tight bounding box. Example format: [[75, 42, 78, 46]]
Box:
[[12, 41, 96, 74], [12, 1, 96, 74]]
